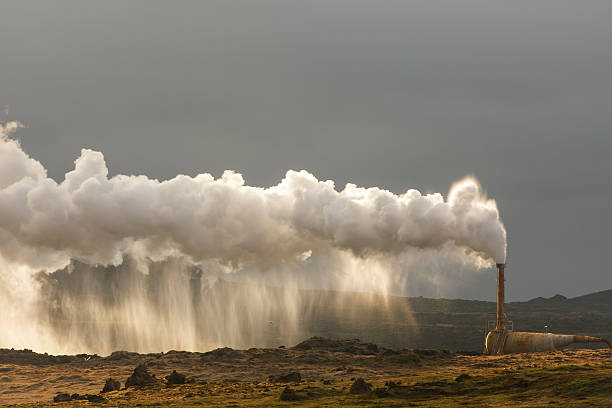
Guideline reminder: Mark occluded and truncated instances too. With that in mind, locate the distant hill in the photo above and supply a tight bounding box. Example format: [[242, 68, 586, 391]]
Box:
[[517, 289, 612, 309], [568, 289, 612, 305], [294, 287, 612, 352]]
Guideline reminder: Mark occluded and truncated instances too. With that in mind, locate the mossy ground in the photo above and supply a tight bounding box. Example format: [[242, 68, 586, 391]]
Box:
[[3, 341, 611, 407], [16, 363, 612, 407]]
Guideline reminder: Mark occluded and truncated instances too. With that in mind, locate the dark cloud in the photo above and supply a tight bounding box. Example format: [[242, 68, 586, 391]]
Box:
[[1, 0, 610, 300]]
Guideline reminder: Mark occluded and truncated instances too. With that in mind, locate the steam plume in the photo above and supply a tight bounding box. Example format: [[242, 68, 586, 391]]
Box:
[[0, 122, 506, 354], [0, 122, 505, 271]]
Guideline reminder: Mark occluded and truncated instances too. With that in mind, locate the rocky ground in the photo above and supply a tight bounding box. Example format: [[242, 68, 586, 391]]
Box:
[[1, 337, 611, 407]]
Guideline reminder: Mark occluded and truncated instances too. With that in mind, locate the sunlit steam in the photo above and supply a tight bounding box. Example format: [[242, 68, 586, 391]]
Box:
[[0, 122, 506, 354]]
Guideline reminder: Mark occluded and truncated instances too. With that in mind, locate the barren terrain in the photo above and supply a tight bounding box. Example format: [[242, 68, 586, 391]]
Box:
[[1, 337, 611, 407]]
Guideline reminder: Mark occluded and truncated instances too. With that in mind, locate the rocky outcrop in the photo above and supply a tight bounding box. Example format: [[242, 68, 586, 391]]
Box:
[[268, 372, 301, 383], [101, 377, 121, 393], [349, 378, 372, 394], [125, 364, 156, 388], [279, 386, 298, 401], [294, 337, 379, 355], [165, 370, 187, 385]]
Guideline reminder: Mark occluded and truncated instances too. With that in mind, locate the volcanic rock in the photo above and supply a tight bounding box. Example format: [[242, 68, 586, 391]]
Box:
[[52, 392, 105, 403], [294, 336, 378, 355], [0, 349, 76, 365], [279, 386, 298, 401], [107, 350, 138, 361], [268, 371, 301, 383], [86, 394, 106, 403], [53, 393, 71, 402], [101, 377, 121, 393], [202, 347, 240, 360], [125, 364, 156, 388], [455, 373, 471, 382], [349, 378, 372, 394], [373, 387, 390, 397], [165, 370, 187, 385]]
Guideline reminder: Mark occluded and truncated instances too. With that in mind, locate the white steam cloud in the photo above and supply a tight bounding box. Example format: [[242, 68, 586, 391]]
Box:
[[0, 122, 506, 354], [0, 122, 505, 272]]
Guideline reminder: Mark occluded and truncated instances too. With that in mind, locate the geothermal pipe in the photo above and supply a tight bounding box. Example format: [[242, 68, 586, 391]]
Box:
[[496, 263, 505, 331], [484, 262, 612, 354], [487, 332, 612, 354]]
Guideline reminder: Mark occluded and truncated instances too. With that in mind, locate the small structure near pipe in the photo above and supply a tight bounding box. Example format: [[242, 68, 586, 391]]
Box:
[[484, 263, 612, 355]]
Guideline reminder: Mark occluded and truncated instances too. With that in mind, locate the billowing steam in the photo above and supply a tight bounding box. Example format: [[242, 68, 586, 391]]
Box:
[[0, 122, 505, 270], [0, 122, 506, 354]]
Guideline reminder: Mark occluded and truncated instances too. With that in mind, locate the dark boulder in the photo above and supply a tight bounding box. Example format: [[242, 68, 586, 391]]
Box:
[[373, 387, 390, 397], [125, 364, 156, 388], [455, 373, 471, 382], [86, 394, 106, 403], [53, 393, 71, 402], [349, 378, 372, 394], [165, 370, 187, 385], [53, 392, 106, 403], [279, 386, 298, 401], [101, 377, 121, 393]]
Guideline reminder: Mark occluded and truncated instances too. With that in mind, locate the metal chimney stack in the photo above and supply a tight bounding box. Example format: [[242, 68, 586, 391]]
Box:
[[496, 263, 505, 330], [485, 261, 611, 354]]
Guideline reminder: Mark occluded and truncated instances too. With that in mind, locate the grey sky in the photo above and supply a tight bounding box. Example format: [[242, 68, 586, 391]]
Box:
[[1, 1, 611, 300]]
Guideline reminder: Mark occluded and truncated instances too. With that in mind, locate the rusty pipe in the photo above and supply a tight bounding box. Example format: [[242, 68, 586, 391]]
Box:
[[496, 263, 505, 331], [496, 332, 612, 354], [572, 335, 612, 349]]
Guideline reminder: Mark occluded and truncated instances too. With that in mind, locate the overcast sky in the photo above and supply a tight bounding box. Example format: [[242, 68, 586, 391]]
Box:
[[1, 1, 611, 300]]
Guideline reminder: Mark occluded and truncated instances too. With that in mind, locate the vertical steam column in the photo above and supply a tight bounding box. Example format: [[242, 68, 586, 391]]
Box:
[[496, 263, 505, 330]]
